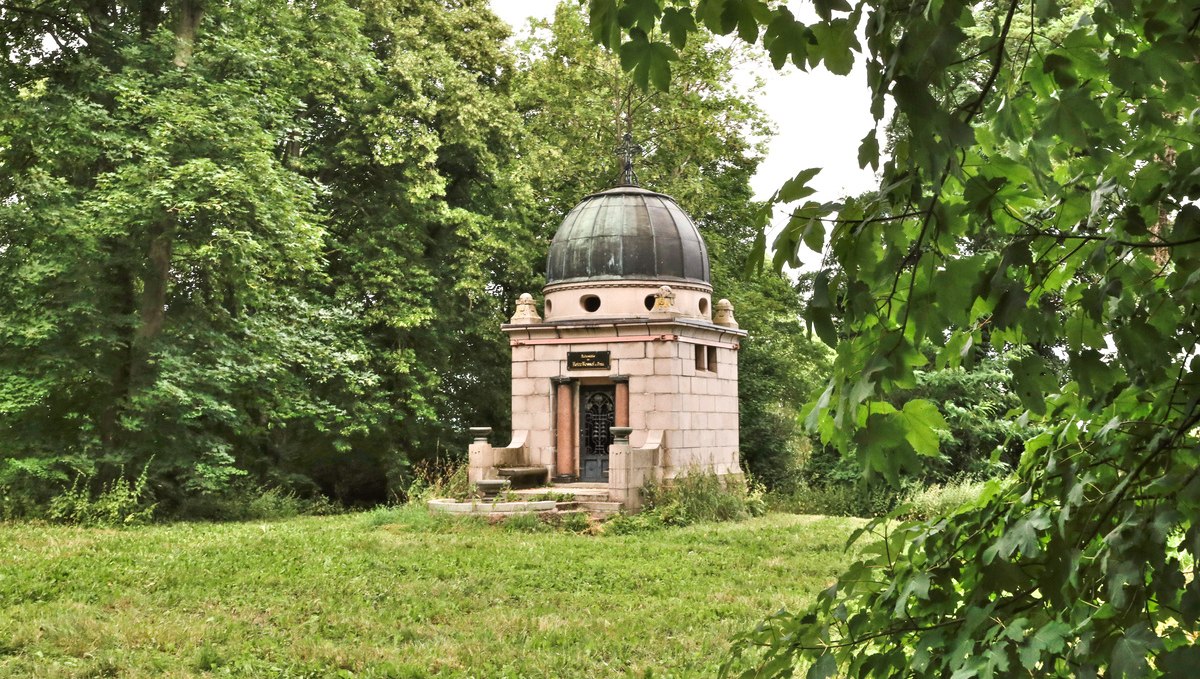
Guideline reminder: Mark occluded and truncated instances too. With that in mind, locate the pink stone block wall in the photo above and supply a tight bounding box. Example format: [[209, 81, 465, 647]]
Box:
[[483, 321, 745, 492], [660, 343, 742, 479]]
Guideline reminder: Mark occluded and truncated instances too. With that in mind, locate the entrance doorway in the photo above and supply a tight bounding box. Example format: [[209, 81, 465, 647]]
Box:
[[579, 385, 615, 482]]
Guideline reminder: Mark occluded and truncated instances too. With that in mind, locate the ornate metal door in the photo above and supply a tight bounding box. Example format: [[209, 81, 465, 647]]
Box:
[[579, 386, 615, 482]]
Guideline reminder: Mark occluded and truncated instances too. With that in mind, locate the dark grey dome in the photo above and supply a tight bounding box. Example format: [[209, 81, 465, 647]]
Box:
[[545, 186, 711, 285]]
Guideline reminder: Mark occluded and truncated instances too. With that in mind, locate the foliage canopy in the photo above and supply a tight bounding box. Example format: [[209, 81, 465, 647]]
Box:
[[594, 0, 1200, 675], [0, 0, 533, 510], [0, 0, 830, 515]]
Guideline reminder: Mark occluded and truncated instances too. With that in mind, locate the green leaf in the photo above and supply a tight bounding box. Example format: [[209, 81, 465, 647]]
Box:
[[744, 230, 766, 277], [698, 0, 767, 42], [1009, 354, 1055, 415], [963, 175, 1007, 216], [806, 652, 837, 679], [984, 510, 1051, 564], [809, 19, 857, 75], [991, 283, 1029, 331], [1041, 53, 1078, 88], [660, 7, 697, 49], [801, 215, 825, 254], [778, 167, 821, 203], [853, 411, 911, 485], [618, 29, 679, 92], [857, 130, 879, 171], [1170, 204, 1200, 242], [617, 0, 662, 33], [1159, 646, 1200, 678], [813, 0, 852, 21], [588, 0, 622, 49], [763, 10, 808, 69], [897, 399, 946, 457], [892, 75, 938, 121], [893, 572, 931, 616], [806, 270, 839, 347], [1110, 622, 1158, 679]]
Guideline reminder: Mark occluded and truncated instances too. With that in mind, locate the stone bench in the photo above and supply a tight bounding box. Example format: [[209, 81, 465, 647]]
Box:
[[497, 466, 548, 489]]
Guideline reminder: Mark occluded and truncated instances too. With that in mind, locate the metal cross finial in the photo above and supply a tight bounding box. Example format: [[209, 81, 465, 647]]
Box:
[[615, 132, 643, 186]]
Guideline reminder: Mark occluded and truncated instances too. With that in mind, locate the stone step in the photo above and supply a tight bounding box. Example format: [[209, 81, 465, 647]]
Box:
[[496, 466, 549, 489], [512, 486, 610, 503], [578, 501, 622, 514]]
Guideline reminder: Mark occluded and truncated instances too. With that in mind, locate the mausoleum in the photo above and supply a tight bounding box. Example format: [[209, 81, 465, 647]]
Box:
[[468, 173, 746, 510]]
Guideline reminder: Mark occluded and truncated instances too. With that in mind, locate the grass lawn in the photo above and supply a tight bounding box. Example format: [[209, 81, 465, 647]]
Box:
[[0, 509, 861, 678]]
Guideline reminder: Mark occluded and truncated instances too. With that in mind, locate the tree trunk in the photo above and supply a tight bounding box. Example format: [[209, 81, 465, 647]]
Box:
[[128, 225, 173, 389], [174, 0, 204, 68], [100, 260, 135, 446]]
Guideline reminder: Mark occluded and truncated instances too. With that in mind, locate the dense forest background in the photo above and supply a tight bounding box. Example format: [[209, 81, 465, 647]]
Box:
[[0, 0, 841, 516]]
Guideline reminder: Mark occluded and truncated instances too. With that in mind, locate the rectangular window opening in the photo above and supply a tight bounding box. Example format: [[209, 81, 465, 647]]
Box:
[[706, 346, 718, 373], [694, 344, 706, 371]]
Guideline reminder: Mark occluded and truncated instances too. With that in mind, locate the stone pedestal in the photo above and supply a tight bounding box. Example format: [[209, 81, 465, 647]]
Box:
[[467, 427, 493, 484], [608, 426, 661, 511]]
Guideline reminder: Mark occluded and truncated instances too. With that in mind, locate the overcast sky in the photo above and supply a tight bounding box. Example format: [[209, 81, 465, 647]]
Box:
[[489, 1, 881, 269]]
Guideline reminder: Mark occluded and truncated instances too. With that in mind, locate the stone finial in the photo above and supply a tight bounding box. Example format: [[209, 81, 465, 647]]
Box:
[[713, 298, 738, 328], [509, 293, 541, 324], [469, 427, 492, 444], [649, 285, 679, 317]]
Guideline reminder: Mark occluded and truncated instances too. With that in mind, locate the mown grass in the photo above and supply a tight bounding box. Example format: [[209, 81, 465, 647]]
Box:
[[0, 509, 860, 678]]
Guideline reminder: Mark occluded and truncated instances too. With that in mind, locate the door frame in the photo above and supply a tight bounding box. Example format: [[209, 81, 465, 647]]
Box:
[[577, 384, 616, 482]]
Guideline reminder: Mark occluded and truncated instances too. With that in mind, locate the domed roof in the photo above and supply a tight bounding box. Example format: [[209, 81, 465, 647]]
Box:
[[545, 186, 711, 286]]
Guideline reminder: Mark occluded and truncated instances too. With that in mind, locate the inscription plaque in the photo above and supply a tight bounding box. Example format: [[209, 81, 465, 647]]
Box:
[[567, 351, 610, 370]]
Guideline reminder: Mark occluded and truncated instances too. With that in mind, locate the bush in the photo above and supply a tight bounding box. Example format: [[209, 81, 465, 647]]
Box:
[[768, 481, 904, 518], [638, 470, 765, 527], [0, 456, 73, 520], [47, 463, 156, 527], [603, 511, 666, 535], [560, 511, 591, 533], [897, 477, 987, 521], [403, 458, 472, 503], [176, 482, 341, 522]]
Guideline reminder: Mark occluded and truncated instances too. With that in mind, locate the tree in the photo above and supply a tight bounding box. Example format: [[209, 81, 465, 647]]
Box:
[[594, 0, 1200, 675], [0, 1, 386, 510], [513, 3, 830, 486], [0, 0, 533, 512], [298, 0, 539, 498]]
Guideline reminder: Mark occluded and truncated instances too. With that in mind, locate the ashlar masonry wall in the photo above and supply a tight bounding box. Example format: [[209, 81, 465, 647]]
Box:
[[503, 319, 744, 482], [627, 332, 741, 480]]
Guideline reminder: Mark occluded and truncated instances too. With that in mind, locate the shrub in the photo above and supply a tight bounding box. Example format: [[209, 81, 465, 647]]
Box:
[[403, 458, 472, 503], [768, 481, 904, 518], [602, 511, 666, 535], [560, 511, 591, 533], [0, 456, 72, 520], [897, 477, 987, 521], [639, 469, 764, 527], [176, 482, 342, 522], [47, 462, 156, 527]]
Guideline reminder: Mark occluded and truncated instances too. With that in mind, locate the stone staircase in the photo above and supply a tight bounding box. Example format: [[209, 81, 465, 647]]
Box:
[[512, 484, 623, 517]]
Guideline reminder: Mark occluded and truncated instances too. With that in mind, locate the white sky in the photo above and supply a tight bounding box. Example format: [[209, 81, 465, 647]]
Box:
[[489, 0, 881, 270]]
